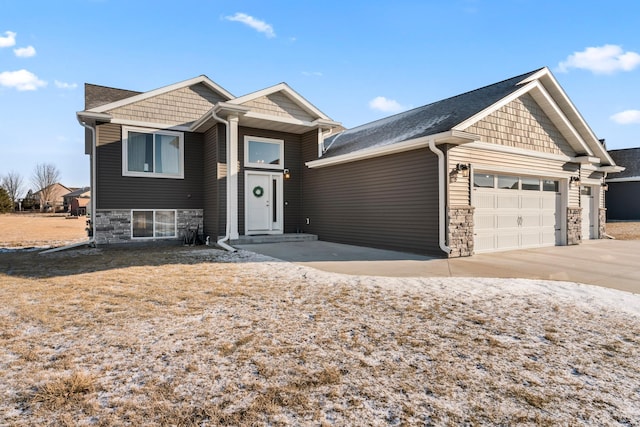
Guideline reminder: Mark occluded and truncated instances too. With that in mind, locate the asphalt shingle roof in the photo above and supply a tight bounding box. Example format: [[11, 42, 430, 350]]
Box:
[[85, 83, 142, 110], [608, 148, 640, 179], [323, 68, 544, 158]]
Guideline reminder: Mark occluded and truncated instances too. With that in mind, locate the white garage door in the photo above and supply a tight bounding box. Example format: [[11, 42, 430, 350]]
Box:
[[473, 174, 561, 254]]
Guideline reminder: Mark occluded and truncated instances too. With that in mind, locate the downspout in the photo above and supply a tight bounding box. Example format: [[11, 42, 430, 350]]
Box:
[[209, 110, 236, 252], [41, 117, 97, 254], [427, 138, 452, 255]]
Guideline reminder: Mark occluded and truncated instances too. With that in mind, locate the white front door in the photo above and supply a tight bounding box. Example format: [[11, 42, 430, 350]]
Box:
[[245, 171, 283, 235], [581, 186, 594, 240]]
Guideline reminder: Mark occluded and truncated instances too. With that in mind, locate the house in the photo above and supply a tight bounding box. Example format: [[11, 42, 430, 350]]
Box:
[[63, 187, 91, 215], [32, 183, 72, 212], [76, 67, 621, 257], [606, 148, 640, 220]]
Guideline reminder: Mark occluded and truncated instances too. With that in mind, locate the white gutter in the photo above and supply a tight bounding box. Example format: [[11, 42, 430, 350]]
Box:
[[209, 110, 236, 252], [41, 116, 97, 254], [427, 138, 451, 255]]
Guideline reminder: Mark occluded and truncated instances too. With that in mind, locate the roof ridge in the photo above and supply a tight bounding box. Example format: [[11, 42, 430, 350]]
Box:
[[339, 67, 545, 134]]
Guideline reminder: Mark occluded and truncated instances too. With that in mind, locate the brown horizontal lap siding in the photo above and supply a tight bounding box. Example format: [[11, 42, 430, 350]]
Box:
[[96, 123, 204, 209], [238, 127, 303, 235], [302, 149, 440, 256]]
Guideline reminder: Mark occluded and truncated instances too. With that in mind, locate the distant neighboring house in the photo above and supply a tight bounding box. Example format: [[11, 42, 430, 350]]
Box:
[[606, 148, 639, 220], [76, 67, 620, 257], [32, 183, 72, 212], [63, 187, 91, 215]]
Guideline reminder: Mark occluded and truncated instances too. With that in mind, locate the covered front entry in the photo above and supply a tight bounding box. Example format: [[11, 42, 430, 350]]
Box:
[[473, 173, 562, 253], [245, 171, 283, 235]]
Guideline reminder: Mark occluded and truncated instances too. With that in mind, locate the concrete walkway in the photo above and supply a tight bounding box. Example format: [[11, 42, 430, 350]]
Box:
[[235, 240, 640, 294]]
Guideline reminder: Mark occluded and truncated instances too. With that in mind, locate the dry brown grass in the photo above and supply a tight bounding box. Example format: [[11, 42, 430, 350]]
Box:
[[606, 220, 640, 240], [0, 213, 87, 248], [1, 245, 639, 425]]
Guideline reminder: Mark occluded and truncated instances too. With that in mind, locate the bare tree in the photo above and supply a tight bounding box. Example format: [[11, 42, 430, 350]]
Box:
[[1, 170, 24, 209], [32, 163, 61, 212]]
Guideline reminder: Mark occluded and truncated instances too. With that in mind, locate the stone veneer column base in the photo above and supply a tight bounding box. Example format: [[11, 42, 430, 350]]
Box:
[[95, 209, 203, 245], [566, 207, 582, 245], [448, 206, 474, 258], [599, 208, 606, 239]]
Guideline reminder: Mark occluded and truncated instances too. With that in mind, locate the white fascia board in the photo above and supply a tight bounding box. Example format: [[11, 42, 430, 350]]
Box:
[[243, 111, 317, 127], [214, 102, 251, 116], [77, 111, 112, 121], [572, 156, 600, 164], [599, 165, 626, 173], [606, 176, 638, 182], [110, 118, 191, 132], [306, 130, 476, 169], [228, 82, 332, 120], [89, 75, 234, 113], [466, 141, 573, 162], [312, 118, 342, 128]]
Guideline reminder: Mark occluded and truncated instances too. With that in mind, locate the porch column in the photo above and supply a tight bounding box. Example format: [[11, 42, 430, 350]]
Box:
[[228, 114, 240, 239]]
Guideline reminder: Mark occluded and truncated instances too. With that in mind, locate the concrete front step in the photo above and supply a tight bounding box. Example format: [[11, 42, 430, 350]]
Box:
[[229, 233, 318, 245]]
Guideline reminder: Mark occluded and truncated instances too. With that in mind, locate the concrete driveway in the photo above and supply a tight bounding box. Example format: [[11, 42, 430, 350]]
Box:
[[235, 240, 640, 294]]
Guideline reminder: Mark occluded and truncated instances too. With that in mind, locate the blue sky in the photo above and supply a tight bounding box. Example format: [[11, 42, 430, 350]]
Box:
[[1, 0, 639, 189]]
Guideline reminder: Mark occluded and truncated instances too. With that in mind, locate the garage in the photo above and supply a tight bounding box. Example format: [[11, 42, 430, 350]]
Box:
[[473, 173, 562, 253]]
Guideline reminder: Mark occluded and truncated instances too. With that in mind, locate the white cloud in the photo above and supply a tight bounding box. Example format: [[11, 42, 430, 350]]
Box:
[[0, 31, 17, 48], [0, 69, 47, 91], [302, 71, 323, 77], [55, 80, 78, 90], [225, 13, 275, 38], [611, 109, 640, 125], [558, 44, 640, 74], [14, 45, 36, 58], [369, 96, 406, 113]]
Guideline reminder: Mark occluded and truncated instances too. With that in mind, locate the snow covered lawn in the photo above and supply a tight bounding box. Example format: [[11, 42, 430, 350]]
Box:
[[1, 246, 639, 425]]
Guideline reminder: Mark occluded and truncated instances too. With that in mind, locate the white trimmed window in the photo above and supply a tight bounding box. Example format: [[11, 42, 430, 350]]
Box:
[[122, 126, 184, 178], [244, 136, 284, 170], [131, 210, 177, 239]]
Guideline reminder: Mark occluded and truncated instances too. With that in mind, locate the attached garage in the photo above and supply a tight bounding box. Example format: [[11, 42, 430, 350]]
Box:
[[473, 173, 561, 253], [306, 67, 621, 258]]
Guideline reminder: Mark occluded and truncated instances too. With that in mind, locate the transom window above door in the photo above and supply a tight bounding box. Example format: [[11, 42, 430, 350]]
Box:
[[244, 136, 284, 170]]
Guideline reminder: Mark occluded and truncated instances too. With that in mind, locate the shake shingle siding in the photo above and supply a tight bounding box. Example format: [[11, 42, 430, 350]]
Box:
[[95, 123, 204, 209], [303, 149, 440, 255]]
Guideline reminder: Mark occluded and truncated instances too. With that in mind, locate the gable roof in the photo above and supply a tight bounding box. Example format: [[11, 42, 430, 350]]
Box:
[[607, 148, 640, 180], [86, 75, 235, 113], [322, 67, 615, 167], [63, 187, 91, 198], [323, 69, 543, 158], [228, 82, 333, 121]]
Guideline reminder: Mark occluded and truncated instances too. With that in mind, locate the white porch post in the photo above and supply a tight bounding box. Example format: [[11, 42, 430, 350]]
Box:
[[228, 114, 240, 240]]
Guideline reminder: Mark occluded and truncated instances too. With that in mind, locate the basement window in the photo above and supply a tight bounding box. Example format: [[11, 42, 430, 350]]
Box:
[[131, 210, 176, 239]]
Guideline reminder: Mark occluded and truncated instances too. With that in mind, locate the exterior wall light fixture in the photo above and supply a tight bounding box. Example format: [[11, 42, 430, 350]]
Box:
[[570, 176, 581, 186], [455, 163, 470, 177], [283, 169, 291, 179]]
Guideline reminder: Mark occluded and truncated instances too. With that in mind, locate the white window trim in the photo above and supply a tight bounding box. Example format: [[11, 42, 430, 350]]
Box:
[[244, 136, 284, 170], [131, 209, 177, 239], [122, 126, 185, 179]]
